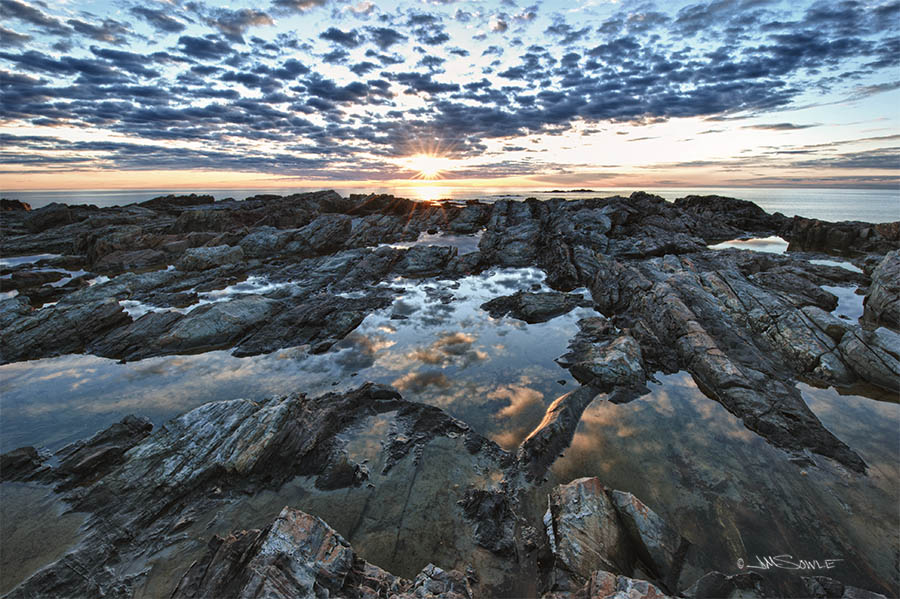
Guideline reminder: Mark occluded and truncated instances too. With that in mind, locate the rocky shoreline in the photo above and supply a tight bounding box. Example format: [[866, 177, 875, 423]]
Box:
[[1, 191, 898, 598]]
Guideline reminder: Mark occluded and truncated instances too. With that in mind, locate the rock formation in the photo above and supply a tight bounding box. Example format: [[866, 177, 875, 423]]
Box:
[[1, 190, 897, 598]]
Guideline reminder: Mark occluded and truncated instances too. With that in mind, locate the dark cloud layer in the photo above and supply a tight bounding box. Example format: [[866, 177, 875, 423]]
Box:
[[1, 0, 898, 179]]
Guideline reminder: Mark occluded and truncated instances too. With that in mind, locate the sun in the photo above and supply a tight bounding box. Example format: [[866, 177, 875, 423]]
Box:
[[404, 153, 453, 180]]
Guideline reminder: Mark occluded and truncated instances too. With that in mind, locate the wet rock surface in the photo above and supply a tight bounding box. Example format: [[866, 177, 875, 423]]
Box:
[[0, 190, 897, 598], [8, 384, 878, 599], [481, 290, 592, 323], [864, 250, 900, 330]]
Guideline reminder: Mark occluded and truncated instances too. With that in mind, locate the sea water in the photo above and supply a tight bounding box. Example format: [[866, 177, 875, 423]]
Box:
[[5, 186, 898, 223]]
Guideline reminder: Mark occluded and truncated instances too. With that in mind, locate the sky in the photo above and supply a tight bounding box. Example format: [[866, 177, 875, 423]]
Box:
[[0, 0, 898, 192]]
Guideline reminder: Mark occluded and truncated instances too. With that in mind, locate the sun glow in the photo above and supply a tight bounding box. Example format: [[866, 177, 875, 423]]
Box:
[[404, 154, 454, 179]]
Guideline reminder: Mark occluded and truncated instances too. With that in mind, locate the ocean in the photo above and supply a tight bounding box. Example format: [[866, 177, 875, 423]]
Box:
[[4, 186, 898, 224]]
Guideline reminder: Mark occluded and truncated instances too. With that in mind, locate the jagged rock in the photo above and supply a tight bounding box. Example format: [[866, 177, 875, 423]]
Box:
[[138, 193, 215, 209], [75, 224, 168, 268], [0, 298, 130, 364], [802, 576, 888, 599], [600, 193, 706, 258], [481, 291, 591, 323], [238, 226, 294, 258], [545, 477, 635, 587], [681, 570, 888, 599], [788, 217, 900, 255], [609, 491, 690, 592], [558, 333, 646, 389], [175, 245, 244, 271], [802, 305, 851, 342], [397, 563, 474, 599], [674, 195, 787, 241], [479, 199, 544, 266], [0, 295, 33, 329], [544, 478, 690, 594], [88, 310, 183, 359], [396, 245, 457, 277], [517, 386, 599, 482], [863, 250, 899, 330], [0, 446, 45, 481], [54, 415, 153, 488], [838, 327, 900, 392], [588, 253, 867, 472], [94, 248, 168, 272], [234, 293, 393, 357], [155, 295, 281, 354], [750, 268, 840, 311], [1, 417, 150, 485], [24, 202, 80, 232], [6, 384, 515, 598], [682, 571, 782, 599], [171, 507, 407, 599], [1, 198, 31, 211], [458, 488, 518, 555], [170, 207, 250, 233], [288, 213, 353, 254], [578, 570, 672, 599], [449, 202, 490, 234], [0, 191, 892, 490], [2, 270, 66, 290]]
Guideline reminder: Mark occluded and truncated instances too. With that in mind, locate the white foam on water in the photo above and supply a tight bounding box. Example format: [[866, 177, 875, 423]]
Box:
[[708, 236, 788, 254], [119, 300, 190, 320], [378, 230, 483, 254], [117, 275, 298, 319]]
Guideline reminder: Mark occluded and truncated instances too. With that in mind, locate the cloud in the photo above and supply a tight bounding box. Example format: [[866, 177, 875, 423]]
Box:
[[545, 22, 591, 45], [0, 49, 128, 82], [392, 370, 451, 393], [453, 8, 472, 23], [407, 11, 450, 45], [90, 47, 160, 78], [176, 35, 232, 60], [271, 58, 310, 79], [319, 26, 361, 48], [392, 71, 460, 95], [346, 1, 375, 16], [418, 55, 445, 70], [1, 0, 898, 185], [490, 384, 544, 420], [0, 0, 71, 36], [68, 18, 131, 45], [0, 24, 31, 47], [271, 0, 328, 13], [406, 331, 486, 368], [490, 16, 509, 32], [349, 60, 378, 75], [742, 122, 818, 130], [789, 146, 900, 170], [367, 26, 407, 50], [200, 8, 274, 42], [130, 7, 186, 34]]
